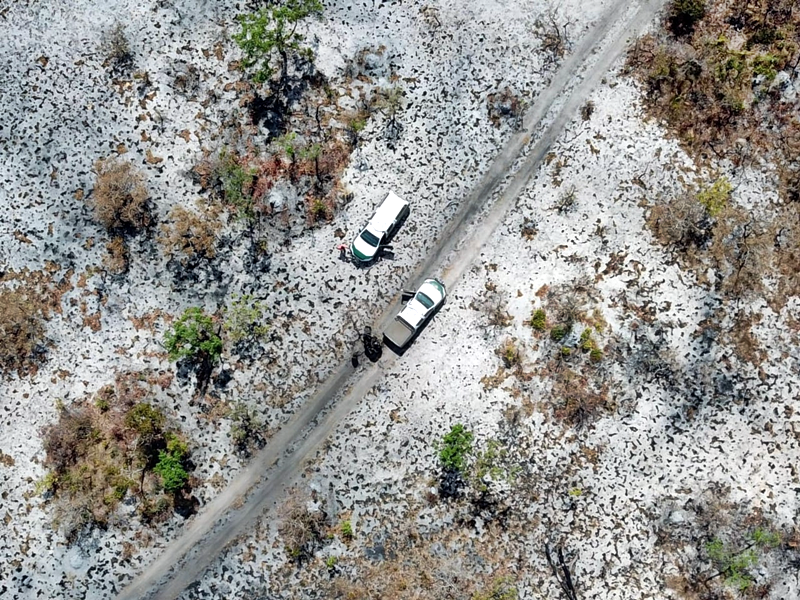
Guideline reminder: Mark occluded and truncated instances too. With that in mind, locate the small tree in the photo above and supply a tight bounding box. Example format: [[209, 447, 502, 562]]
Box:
[[225, 295, 269, 346], [164, 308, 222, 389], [164, 308, 222, 363], [90, 157, 150, 233], [154, 450, 188, 493], [233, 0, 323, 84]]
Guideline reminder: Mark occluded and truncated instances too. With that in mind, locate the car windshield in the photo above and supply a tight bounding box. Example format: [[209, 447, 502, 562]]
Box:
[[415, 292, 434, 309], [359, 230, 380, 247]]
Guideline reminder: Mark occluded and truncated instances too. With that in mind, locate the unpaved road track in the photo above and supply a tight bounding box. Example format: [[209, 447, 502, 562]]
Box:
[[118, 2, 666, 597]]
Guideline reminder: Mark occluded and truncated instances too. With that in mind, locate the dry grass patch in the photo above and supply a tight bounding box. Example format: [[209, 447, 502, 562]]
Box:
[[159, 203, 221, 263], [90, 157, 151, 233]]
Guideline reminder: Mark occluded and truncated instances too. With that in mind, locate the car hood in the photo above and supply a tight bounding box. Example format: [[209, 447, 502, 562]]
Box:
[[351, 233, 378, 261]]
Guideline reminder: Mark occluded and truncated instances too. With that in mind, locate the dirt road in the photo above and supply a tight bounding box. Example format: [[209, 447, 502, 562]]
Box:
[[117, 1, 666, 597]]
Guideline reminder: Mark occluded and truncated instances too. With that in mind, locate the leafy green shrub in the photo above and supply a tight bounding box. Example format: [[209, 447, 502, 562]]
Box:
[[531, 308, 546, 331], [706, 538, 757, 591], [438, 424, 474, 473], [751, 528, 781, 548], [154, 450, 189, 493], [340, 520, 353, 540], [752, 54, 780, 80], [164, 307, 222, 364], [589, 348, 603, 363], [224, 295, 269, 344], [697, 177, 732, 217], [579, 328, 594, 352], [217, 151, 255, 220], [325, 556, 338, 569], [550, 324, 570, 341], [233, 0, 323, 83]]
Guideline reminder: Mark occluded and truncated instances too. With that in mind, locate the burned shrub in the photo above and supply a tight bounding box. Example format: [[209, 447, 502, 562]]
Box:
[[487, 87, 522, 128], [0, 285, 47, 376], [278, 489, 326, 561], [90, 157, 151, 233], [101, 22, 133, 72], [668, 0, 706, 37], [647, 192, 711, 251]]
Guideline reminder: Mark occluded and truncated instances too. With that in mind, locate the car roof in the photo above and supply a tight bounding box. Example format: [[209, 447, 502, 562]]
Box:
[[368, 191, 407, 234]]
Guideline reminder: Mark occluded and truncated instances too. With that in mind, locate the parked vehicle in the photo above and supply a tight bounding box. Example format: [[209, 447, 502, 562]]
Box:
[[350, 191, 410, 264], [383, 278, 446, 349]]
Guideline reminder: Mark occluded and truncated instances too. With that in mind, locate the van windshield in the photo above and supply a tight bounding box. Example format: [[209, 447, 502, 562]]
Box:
[[360, 230, 380, 247]]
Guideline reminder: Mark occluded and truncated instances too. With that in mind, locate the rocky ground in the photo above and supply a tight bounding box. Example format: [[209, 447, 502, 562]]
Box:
[[0, 0, 621, 598], [2, 0, 799, 599], [181, 76, 800, 599]]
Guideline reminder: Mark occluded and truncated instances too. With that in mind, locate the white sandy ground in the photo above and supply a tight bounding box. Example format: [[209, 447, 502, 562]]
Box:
[[179, 76, 800, 598], [0, 0, 628, 597]]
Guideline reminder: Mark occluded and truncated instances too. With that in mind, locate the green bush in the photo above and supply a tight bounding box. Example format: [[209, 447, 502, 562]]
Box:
[[217, 151, 255, 220], [125, 403, 165, 439], [531, 308, 546, 331], [550, 324, 570, 341], [154, 450, 188, 493], [438, 424, 474, 473], [164, 307, 222, 364], [224, 294, 269, 344], [697, 177, 732, 217], [340, 520, 353, 540]]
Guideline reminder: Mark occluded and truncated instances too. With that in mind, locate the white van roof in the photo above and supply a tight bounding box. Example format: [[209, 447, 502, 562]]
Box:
[[369, 191, 407, 234]]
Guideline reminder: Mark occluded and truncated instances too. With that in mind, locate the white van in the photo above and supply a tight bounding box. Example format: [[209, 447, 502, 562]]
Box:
[[350, 191, 410, 263]]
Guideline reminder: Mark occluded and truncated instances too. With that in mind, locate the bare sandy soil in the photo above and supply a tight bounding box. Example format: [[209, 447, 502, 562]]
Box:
[[1, 0, 799, 599]]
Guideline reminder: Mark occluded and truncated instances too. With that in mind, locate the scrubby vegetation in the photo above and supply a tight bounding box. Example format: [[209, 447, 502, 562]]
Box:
[[278, 488, 326, 562], [100, 21, 133, 71], [630, 0, 800, 306], [158, 203, 221, 264], [229, 402, 267, 457], [40, 372, 194, 542], [0, 285, 47, 376], [90, 157, 151, 233], [655, 485, 791, 597]]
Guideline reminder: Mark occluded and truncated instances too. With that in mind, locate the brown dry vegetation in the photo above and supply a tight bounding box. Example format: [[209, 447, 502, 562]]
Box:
[[90, 157, 151, 232], [325, 529, 518, 600], [0, 284, 47, 376], [158, 203, 221, 263], [40, 371, 192, 542], [628, 1, 799, 177], [631, 2, 800, 306]]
